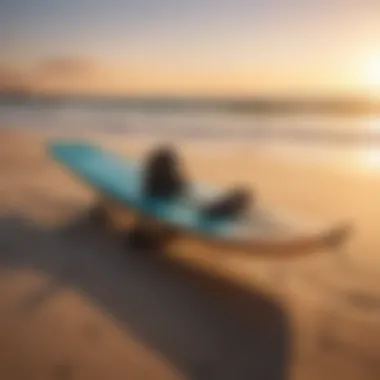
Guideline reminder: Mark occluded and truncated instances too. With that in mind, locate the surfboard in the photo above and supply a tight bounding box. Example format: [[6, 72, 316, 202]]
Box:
[[47, 140, 351, 257]]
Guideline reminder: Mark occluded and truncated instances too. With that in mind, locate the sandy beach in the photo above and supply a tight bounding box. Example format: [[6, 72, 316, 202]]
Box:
[[1, 129, 380, 379]]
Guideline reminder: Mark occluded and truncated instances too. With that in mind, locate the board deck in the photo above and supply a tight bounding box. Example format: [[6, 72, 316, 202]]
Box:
[[48, 140, 351, 256]]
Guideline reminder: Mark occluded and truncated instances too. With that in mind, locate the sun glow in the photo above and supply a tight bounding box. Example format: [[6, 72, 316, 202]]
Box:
[[364, 57, 380, 96]]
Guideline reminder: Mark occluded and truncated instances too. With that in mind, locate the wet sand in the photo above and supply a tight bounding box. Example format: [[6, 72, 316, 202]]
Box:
[[1, 129, 380, 379]]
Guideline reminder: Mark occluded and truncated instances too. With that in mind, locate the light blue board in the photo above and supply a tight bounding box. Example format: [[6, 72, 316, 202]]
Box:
[[48, 141, 240, 239]]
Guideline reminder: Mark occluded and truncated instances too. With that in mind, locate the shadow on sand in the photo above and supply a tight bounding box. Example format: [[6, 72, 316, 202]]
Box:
[[0, 213, 290, 380]]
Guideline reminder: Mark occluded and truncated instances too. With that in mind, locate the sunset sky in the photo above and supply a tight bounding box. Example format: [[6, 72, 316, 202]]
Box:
[[1, 0, 380, 97]]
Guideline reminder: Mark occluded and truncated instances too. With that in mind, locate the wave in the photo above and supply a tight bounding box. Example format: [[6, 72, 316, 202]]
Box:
[[1, 99, 380, 146], [1, 93, 380, 115]]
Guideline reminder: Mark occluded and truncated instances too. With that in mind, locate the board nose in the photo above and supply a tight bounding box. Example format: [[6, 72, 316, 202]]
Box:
[[47, 140, 101, 162]]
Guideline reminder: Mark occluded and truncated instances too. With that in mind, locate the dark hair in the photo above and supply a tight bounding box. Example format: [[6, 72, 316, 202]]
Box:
[[143, 146, 186, 197]]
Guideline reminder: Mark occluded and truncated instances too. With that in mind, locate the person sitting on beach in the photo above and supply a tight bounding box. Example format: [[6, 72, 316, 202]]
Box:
[[142, 145, 252, 218], [143, 145, 188, 198]]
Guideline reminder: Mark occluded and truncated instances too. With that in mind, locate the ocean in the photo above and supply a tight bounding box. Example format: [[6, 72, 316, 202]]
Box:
[[1, 99, 380, 172]]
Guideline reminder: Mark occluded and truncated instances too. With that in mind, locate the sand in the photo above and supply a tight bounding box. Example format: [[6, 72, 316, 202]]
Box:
[[1, 129, 380, 379]]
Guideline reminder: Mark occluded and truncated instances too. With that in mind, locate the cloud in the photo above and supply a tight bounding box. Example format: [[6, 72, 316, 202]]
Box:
[[36, 57, 96, 78], [0, 57, 97, 94], [0, 65, 30, 92], [27, 57, 104, 94]]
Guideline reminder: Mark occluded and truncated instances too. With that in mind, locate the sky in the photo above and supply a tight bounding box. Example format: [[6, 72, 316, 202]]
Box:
[[1, 0, 380, 97]]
